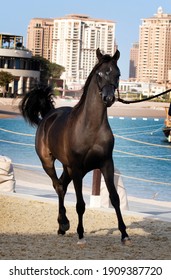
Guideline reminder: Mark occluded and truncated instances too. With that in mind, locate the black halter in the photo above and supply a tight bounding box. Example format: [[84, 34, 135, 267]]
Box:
[[96, 69, 118, 95]]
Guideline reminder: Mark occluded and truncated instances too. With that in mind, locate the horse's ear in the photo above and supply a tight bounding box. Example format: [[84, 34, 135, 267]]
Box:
[[96, 48, 103, 61], [113, 49, 120, 62]]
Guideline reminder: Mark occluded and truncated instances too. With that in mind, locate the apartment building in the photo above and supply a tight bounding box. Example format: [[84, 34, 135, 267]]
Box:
[[0, 33, 40, 96], [137, 7, 171, 83], [129, 42, 139, 80], [27, 18, 54, 61], [52, 14, 116, 85]]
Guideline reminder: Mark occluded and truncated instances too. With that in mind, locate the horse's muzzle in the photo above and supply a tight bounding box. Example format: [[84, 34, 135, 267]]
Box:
[[101, 85, 116, 107]]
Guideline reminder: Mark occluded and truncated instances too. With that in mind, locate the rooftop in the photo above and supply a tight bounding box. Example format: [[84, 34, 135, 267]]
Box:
[[0, 33, 29, 52]]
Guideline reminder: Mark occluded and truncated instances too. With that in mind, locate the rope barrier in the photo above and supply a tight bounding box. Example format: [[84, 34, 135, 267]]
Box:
[[0, 139, 34, 146], [1, 126, 168, 166], [114, 149, 171, 161], [13, 162, 63, 170], [1, 133, 171, 159], [1, 119, 162, 136], [1, 138, 170, 160], [13, 163, 41, 168], [114, 133, 171, 148], [119, 128, 161, 137], [114, 172, 171, 187], [0, 127, 35, 137], [113, 122, 162, 133], [0, 136, 169, 192]]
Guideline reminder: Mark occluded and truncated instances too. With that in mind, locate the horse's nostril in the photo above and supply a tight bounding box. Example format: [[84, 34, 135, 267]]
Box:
[[102, 95, 115, 107], [103, 96, 107, 103], [107, 95, 115, 103]]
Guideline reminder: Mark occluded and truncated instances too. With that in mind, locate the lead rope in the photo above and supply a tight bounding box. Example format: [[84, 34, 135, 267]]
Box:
[[117, 88, 171, 104]]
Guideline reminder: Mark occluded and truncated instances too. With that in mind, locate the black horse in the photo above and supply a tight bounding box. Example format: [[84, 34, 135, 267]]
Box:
[[20, 48, 130, 244]]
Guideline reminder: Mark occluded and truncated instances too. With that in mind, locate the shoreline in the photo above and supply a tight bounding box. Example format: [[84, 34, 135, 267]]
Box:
[[0, 97, 169, 119]]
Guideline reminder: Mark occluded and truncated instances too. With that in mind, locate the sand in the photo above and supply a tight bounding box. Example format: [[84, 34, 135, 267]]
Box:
[[0, 97, 169, 118], [0, 193, 171, 260]]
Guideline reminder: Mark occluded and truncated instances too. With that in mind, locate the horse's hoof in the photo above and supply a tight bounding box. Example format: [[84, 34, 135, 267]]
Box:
[[77, 238, 86, 247], [121, 237, 131, 245], [60, 222, 70, 232], [58, 222, 70, 235], [58, 229, 66, 235]]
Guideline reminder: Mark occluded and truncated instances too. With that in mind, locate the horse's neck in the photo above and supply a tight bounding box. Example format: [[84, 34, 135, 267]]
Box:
[[81, 82, 108, 129]]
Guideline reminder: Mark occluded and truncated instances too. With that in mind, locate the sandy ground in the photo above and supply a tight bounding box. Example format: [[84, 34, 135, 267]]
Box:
[[0, 97, 169, 118], [0, 97, 171, 260], [0, 193, 171, 260]]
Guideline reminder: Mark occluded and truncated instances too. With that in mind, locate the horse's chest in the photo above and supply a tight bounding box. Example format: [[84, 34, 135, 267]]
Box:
[[87, 141, 111, 159], [80, 142, 111, 171], [72, 136, 113, 165], [69, 126, 114, 168]]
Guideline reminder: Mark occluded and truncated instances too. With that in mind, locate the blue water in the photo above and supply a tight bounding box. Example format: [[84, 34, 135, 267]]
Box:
[[0, 116, 171, 202]]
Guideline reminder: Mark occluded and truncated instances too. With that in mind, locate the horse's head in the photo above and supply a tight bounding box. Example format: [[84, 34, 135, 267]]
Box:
[[96, 48, 120, 107]]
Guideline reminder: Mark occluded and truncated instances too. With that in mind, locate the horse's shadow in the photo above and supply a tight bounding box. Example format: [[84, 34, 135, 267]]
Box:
[[1, 216, 171, 260]]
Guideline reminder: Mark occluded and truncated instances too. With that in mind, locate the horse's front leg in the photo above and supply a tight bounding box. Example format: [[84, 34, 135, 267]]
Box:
[[101, 160, 130, 243], [72, 172, 86, 245]]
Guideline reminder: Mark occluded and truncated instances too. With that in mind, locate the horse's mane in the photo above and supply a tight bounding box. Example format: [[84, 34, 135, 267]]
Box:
[[71, 54, 112, 116]]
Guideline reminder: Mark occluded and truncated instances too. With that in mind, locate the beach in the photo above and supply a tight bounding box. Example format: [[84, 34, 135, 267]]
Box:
[[0, 96, 169, 118], [0, 97, 171, 260]]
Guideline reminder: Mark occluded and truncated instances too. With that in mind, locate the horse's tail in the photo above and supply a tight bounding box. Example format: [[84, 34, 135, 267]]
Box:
[[19, 86, 55, 126]]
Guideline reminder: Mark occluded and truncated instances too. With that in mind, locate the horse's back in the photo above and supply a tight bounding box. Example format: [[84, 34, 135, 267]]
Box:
[[39, 106, 72, 127]]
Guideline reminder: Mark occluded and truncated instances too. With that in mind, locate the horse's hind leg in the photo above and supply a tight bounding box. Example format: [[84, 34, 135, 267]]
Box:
[[57, 167, 72, 234], [40, 157, 70, 235]]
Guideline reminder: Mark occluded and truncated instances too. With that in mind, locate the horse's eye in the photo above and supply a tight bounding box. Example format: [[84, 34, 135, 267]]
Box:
[[98, 72, 104, 77]]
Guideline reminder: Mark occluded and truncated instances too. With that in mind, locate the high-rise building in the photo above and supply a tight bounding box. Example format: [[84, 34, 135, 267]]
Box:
[[137, 7, 171, 83], [52, 14, 116, 85], [26, 15, 116, 85], [129, 42, 139, 80], [27, 18, 54, 61]]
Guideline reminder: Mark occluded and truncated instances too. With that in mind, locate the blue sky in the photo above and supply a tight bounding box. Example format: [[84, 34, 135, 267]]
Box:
[[0, 0, 171, 79]]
